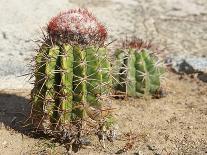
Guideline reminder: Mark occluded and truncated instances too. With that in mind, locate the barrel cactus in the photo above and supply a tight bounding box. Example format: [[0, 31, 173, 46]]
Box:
[[31, 9, 112, 133], [113, 38, 165, 97]]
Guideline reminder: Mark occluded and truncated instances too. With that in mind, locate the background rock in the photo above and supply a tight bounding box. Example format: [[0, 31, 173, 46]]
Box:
[[170, 57, 207, 73], [1, 0, 207, 88], [169, 56, 207, 82]]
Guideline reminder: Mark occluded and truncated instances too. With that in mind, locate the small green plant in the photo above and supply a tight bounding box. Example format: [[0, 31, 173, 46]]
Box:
[[31, 9, 113, 136], [113, 38, 164, 97]]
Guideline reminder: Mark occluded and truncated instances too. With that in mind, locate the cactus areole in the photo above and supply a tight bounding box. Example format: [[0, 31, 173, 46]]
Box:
[[47, 8, 107, 45]]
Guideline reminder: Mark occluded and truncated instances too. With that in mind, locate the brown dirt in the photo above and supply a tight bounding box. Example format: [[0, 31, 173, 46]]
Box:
[[0, 72, 207, 155]]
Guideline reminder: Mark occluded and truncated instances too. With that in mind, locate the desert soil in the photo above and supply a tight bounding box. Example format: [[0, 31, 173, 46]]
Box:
[[0, 0, 207, 154], [0, 72, 207, 154]]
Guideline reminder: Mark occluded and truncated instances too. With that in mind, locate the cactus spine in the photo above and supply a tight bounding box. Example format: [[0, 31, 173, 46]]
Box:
[[31, 9, 111, 130], [114, 38, 164, 97]]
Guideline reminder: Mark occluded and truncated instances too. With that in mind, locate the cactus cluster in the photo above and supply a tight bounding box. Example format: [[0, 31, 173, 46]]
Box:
[[31, 9, 112, 130], [114, 38, 164, 97], [30, 8, 165, 150]]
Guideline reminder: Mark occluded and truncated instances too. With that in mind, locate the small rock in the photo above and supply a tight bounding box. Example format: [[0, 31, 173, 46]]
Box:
[[173, 59, 195, 74], [2, 32, 7, 39], [169, 56, 207, 82], [147, 144, 157, 151], [197, 73, 207, 82], [2, 141, 8, 147], [19, 52, 23, 56], [188, 126, 193, 129], [80, 137, 91, 146], [170, 57, 207, 74]]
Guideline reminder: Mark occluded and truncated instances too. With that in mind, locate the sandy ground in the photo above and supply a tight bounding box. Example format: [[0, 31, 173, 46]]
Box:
[[0, 72, 207, 154], [0, 0, 207, 154]]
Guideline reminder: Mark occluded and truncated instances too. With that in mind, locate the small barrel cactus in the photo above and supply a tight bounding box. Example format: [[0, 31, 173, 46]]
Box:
[[113, 38, 164, 97], [31, 9, 112, 131]]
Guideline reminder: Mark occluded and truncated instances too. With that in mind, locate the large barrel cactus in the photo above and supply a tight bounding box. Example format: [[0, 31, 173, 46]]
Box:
[[114, 38, 164, 97], [31, 9, 112, 131]]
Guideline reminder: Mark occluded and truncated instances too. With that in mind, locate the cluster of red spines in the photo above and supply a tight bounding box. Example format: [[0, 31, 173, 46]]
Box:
[[122, 37, 152, 50], [47, 8, 107, 44]]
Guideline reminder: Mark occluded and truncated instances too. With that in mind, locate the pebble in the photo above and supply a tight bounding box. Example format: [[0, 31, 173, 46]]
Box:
[[147, 144, 157, 151], [137, 151, 144, 155], [2, 141, 8, 147]]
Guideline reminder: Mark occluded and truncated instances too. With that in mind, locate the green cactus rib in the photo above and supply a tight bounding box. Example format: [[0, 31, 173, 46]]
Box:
[[32, 44, 111, 128], [115, 49, 164, 97], [59, 45, 73, 124], [126, 49, 137, 96], [45, 46, 60, 125], [135, 50, 162, 95], [72, 46, 111, 120], [72, 45, 88, 120], [86, 47, 111, 107], [31, 44, 49, 127]]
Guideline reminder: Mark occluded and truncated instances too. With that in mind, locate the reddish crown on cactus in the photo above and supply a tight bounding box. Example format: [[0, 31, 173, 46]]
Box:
[[47, 8, 107, 44], [122, 37, 152, 50]]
